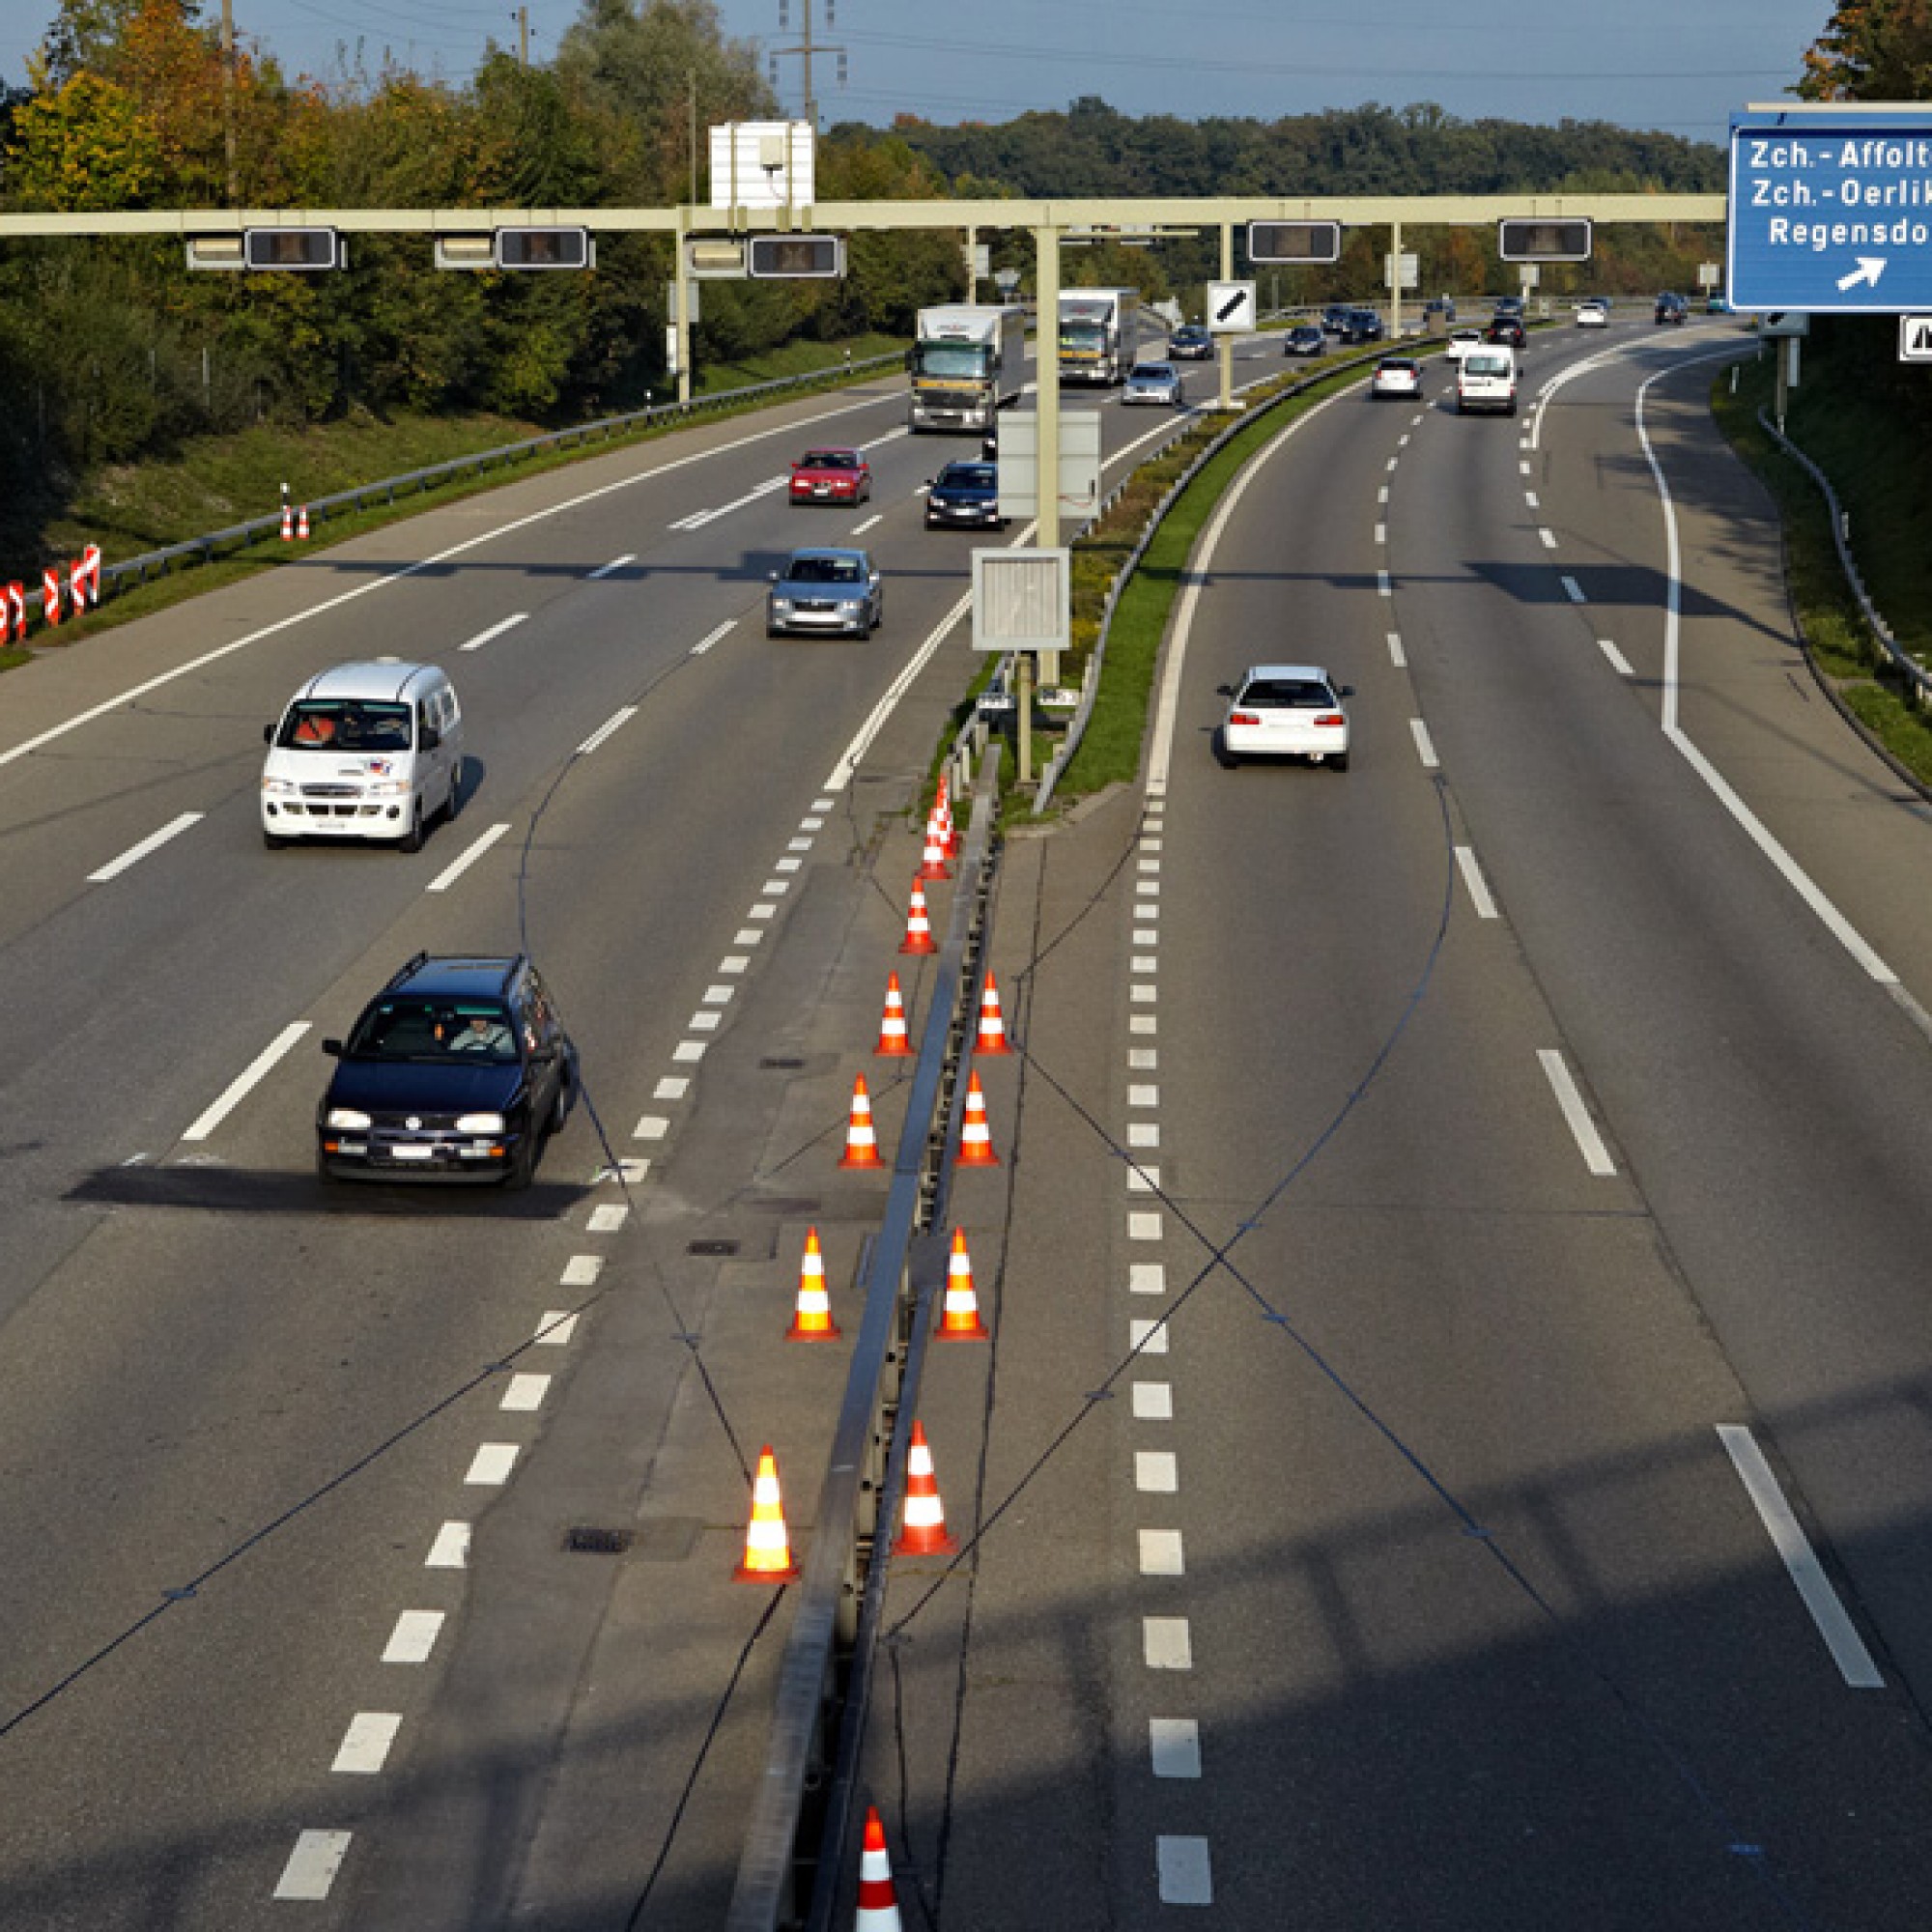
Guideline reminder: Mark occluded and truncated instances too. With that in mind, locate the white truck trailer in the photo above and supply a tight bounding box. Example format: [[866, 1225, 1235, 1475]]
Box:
[[906, 304, 1028, 434], [1057, 287, 1140, 385]]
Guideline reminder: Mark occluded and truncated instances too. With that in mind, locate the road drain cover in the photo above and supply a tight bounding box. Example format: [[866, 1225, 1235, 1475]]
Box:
[[688, 1238, 739, 1256], [760, 1057, 804, 1069], [564, 1525, 633, 1555]]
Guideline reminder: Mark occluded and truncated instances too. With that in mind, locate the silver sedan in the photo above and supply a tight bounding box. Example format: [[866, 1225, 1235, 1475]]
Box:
[[1122, 360, 1186, 407], [766, 548, 884, 638]]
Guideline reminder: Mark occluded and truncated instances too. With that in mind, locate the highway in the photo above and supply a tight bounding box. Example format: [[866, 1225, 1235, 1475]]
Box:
[[8, 307, 1932, 1932]]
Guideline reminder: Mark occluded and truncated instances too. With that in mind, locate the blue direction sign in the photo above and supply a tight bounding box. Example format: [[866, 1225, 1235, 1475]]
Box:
[[1730, 108, 1932, 311]]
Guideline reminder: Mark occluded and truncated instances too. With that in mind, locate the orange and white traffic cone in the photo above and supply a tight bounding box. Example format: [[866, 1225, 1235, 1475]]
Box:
[[893, 1421, 957, 1556], [936, 1227, 988, 1341], [785, 1226, 841, 1341], [855, 1804, 904, 1931], [280, 502, 294, 541], [875, 971, 912, 1058], [898, 877, 937, 956], [935, 783, 957, 857], [839, 1073, 884, 1170], [973, 969, 1012, 1057], [916, 811, 952, 882], [955, 1068, 999, 1167], [297, 504, 310, 540], [733, 1445, 801, 1582]]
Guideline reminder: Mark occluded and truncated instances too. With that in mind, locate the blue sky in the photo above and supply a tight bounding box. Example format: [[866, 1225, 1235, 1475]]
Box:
[[5, 0, 1830, 145]]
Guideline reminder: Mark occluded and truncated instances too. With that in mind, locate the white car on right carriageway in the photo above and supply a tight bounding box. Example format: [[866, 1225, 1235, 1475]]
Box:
[[1216, 664, 1352, 770]]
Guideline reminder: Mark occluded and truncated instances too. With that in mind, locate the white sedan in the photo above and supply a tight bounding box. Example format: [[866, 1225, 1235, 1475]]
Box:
[[1218, 664, 1352, 770], [1576, 298, 1609, 327], [1370, 355, 1423, 399]]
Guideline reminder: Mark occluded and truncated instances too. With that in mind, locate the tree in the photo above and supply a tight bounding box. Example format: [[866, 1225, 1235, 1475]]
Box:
[[1800, 0, 1932, 99]]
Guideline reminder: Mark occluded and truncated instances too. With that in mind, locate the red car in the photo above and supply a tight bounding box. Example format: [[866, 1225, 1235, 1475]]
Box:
[[789, 447, 872, 505]]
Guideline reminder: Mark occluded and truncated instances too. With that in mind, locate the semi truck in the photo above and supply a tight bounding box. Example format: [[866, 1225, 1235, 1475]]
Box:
[[1058, 287, 1140, 385], [906, 304, 1028, 434]]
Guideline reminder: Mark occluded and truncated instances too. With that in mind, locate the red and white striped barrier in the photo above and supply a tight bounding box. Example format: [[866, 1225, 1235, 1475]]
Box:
[[5, 582, 23, 643], [69, 544, 100, 612], [41, 566, 61, 628]]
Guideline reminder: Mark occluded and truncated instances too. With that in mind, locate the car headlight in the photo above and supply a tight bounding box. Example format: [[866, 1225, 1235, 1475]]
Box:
[[326, 1107, 372, 1130], [838, 600, 867, 615], [366, 779, 410, 797], [262, 777, 298, 796], [771, 597, 793, 613], [456, 1112, 505, 1134]]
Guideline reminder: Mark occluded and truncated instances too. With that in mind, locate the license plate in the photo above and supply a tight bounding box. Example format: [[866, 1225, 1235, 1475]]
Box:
[[389, 1145, 435, 1161]]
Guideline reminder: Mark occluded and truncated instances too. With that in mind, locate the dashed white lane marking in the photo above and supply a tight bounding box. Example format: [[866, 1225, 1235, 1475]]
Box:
[[1135, 1450, 1179, 1490], [634, 1115, 669, 1141], [1130, 1263, 1166, 1295], [852, 513, 883, 534], [1374, 523, 1387, 545], [1378, 569, 1392, 597], [1130, 1014, 1156, 1036], [655, 1076, 691, 1100], [1133, 1382, 1173, 1420], [672, 1041, 707, 1064], [1454, 845, 1500, 920], [1717, 1425, 1885, 1689], [536, 1310, 579, 1345], [1150, 1718, 1202, 1777], [1133, 926, 1158, 946], [458, 612, 526, 653], [1129, 1212, 1163, 1241], [1387, 631, 1406, 668], [1520, 461, 1532, 477], [691, 619, 736, 656], [1129, 1084, 1159, 1107], [1524, 491, 1541, 509], [1600, 639, 1634, 675], [587, 1204, 629, 1233], [587, 554, 634, 581], [1398, 433, 1411, 447], [1539, 527, 1559, 550], [501, 1374, 550, 1412], [1378, 485, 1389, 504], [1409, 412, 1425, 427], [690, 1011, 723, 1032], [1131, 983, 1158, 1006], [1129, 1320, 1170, 1356], [426, 821, 511, 894], [181, 1021, 311, 1142], [465, 1443, 520, 1486], [560, 1255, 603, 1287], [1126, 1164, 1161, 1194], [1158, 1836, 1213, 1905], [1129, 1048, 1157, 1070], [670, 473, 788, 530], [425, 1522, 470, 1569], [702, 981, 735, 1004], [1127, 1122, 1160, 1149], [1536, 1049, 1617, 1177], [1561, 574, 1586, 604], [87, 810, 204, 883], [274, 1831, 352, 1900], [332, 1712, 402, 1774], [1140, 1528, 1185, 1576], [1409, 719, 1439, 769], [1143, 1617, 1193, 1668], [577, 706, 637, 755], [1386, 457, 1399, 472], [382, 1610, 444, 1664]]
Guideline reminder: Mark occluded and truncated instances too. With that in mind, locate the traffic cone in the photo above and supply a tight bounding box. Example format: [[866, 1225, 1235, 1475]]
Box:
[[916, 812, 952, 882], [297, 504, 310, 540], [955, 1068, 999, 1167], [839, 1073, 884, 1169], [936, 1227, 988, 1341], [935, 781, 958, 856], [973, 969, 1012, 1057], [893, 1421, 957, 1556], [785, 1226, 841, 1341], [280, 502, 294, 541], [855, 1804, 904, 1931], [875, 971, 912, 1057], [733, 1445, 801, 1582], [898, 877, 937, 956]]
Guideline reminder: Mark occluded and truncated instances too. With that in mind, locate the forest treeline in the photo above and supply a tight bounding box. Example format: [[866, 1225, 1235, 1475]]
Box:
[[0, 0, 1881, 553]]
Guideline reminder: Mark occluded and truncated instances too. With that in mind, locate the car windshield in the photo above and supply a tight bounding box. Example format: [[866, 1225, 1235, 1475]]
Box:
[[1131, 365, 1172, 381], [800, 450, 858, 469], [786, 555, 865, 584], [1238, 678, 1334, 709], [277, 699, 412, 753], [939, 466, 995, 489], [346, 999, 518, 1063]]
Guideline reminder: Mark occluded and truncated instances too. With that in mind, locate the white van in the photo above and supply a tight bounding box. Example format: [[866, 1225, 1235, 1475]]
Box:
[[1457, 346, 1519, 416], [261, 660, 464, 852]]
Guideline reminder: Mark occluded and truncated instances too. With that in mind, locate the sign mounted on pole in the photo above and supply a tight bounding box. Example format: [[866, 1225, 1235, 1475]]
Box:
[[1899, 314, 1932, 361], [1206, 280, 1256, 332], [494, 227, 593, 270], [746, 234, 845, 279], [1497, 218, 1592, 262], [1729, 105, 1932, 311], [1245, 220, 1342, 264], [242, 228, 343, 270], [685, 236, 748, 278]]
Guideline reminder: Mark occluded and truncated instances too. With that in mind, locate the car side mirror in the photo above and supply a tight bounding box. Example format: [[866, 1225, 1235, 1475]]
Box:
[[263, 724, 274, 744], [869, 573, 881, 586], [1338, 685, 1355, 698], [1215, 683, 1234, 697], [322, 1037, 343, 1057]]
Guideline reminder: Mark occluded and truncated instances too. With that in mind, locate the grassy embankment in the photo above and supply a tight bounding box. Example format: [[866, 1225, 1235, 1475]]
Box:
[[0, 331, 907, 674], [1710, 345, 1932, 787]]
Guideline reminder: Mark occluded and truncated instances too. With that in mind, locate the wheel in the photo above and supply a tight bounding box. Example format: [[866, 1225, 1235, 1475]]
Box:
[[443, 761, 463, 822], [503, 1128, 537, 1191], [263, 828, 285, 851], [398, 802, 424, 854], [548, 1079, 570, 1136], [1332, 752, 1350, 773]]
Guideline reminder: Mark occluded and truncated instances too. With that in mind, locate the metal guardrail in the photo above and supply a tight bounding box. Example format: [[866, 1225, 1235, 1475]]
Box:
[[1755, 407, 1932, 710], [11, 349, 907, 629]]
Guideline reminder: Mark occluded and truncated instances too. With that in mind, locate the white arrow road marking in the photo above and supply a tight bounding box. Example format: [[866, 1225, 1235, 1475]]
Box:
[[1836, 255, 1886, 292]]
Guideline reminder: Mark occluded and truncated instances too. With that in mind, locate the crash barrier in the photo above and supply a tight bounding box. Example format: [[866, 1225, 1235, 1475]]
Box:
[[724, 741, 1006, 1932], [2, 351, 907, 639], [1756, 408, 1932, 713]]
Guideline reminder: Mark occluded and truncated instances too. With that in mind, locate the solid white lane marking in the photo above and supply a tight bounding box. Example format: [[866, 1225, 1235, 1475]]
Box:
[[634, 1116, 669, 1141], [1143, 1617, 1193, 1668], [691, 618, 735, 656], [1158, 1837, 1213, 1906], [1150, 1718, 1202, 1778], [459, 613, 526, 653], [87, 810, 204, 883], [425, 1522, 470, 1569], [273, 1832, 352, 1900], [587, 554, 634, 580], [1717, 1424, 1884, 1689], [382, 1610, 444, 1664], [587, 1204, 628, 1233], [332, 1712, 402, 1775], [536, 1310, 579, 1345], [426, 821, 511, 894], [654, 1076, 690, 1099], [1537, 1049, 1616, 1176], [465, 1443, 520, 1486], [1133, 1382, 1173, 1420], [1600, 639, 1634, 676], [1139, 1528, 1185, 1576], [180, 1021, 310, 1143], [1454, 845, 1499, 920], [1409, 719, 1438, 769], [1135, 1450, 1179, 1492], [1387, 631, 1406, 668], [501, 1373, 550, 1412], [852, 513, 882, 534], [1561, 575, 1586, 604], [1130, 1263, 1166, 1295], [1130, 1319, 1170, 1356], [1129, 1212, 1163, 1241], [560, 1255, 603, 1287], [576, 705, 637, 755]]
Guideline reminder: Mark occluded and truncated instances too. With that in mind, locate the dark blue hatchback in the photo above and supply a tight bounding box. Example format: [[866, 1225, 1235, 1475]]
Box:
[[317, 953, 577, 1188], [924, 461, 1005, 530]]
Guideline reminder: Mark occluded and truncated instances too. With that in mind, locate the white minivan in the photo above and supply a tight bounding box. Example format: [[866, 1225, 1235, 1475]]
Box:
[[261, 660, 464, 852], [1456, 346, 1519, 416]]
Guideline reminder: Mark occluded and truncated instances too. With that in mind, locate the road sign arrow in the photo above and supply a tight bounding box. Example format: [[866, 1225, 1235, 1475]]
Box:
[[1836, 255, 1887, 293]]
